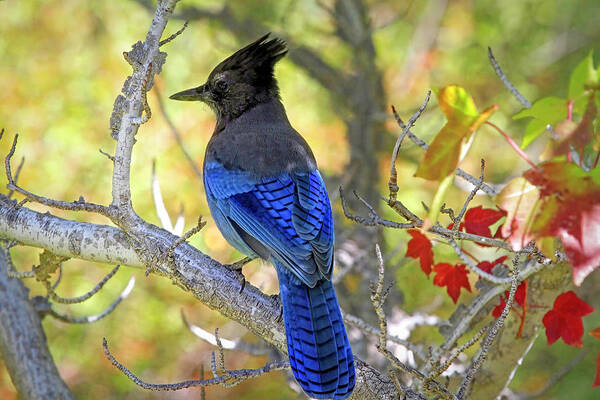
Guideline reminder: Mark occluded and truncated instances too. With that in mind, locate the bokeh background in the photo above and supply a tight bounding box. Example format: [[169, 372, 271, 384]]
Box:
[[1, 0, 599, 398]]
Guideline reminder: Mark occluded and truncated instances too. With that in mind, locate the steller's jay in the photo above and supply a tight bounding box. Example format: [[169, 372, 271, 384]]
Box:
[[170, 34, 355, 399]]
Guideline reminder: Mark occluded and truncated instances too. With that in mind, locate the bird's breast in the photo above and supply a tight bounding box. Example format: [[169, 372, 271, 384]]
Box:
[[205, 121, 316, 177]]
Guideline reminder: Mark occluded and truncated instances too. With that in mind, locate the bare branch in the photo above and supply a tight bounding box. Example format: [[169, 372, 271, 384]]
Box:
[[451, 159, 486, 236], [48, 276, 135, 324], [43, 265, 121, 304], [342, 311, 427, 361], [432, 323, 489, 379], [339, 187, 415, 229], [167, 216, 206, 265], [488, 47, 531, 108], [389, 91, 431, 202], [5, 134, 110, 215], [102, 336, 289, 391], [456, 246, 526, 399], [391, 113, 498, 196], [159, 20, 189, 46], [99, 148, 115, 162], [448, 239, 512, 285], [6, 155, 24, 199], [110, 0, 178, 218]]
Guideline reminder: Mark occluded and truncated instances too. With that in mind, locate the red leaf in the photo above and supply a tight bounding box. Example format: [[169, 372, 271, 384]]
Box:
[[594, 353, 600, 388], [433, 263, 471, 303], [477, 256, 508, 276], [464, 206, 506, 238], [590, 327, 600, 341], [524, 162, 600, 285], [542, 291, 594, 347], [491, 281, 528, 317], [406, 229, 434, 276], [492, 297, 507, 318]]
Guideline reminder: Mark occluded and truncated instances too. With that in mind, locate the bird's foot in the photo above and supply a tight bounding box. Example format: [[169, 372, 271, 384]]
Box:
[[271, 294, 283, 322], [224, 257, 254, 293]]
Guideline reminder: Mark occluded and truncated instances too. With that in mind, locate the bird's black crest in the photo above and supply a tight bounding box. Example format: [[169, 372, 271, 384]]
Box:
[[214, 33, 287, 76]]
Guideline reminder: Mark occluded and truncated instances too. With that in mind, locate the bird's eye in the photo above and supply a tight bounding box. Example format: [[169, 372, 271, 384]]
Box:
[[215, 80, 228, 92]]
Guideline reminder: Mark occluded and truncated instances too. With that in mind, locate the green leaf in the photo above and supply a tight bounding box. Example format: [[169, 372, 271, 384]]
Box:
[[513, 96, 567, 120], [514, 97, 568, 149], [521, 119, 548, 149], [569, 51, 598, 100], [569, 51, 598, 115], [434, 85, 479, 118]]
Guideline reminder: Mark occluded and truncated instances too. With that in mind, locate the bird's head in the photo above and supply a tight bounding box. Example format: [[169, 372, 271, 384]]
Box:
[[170, 33, 287, 120]]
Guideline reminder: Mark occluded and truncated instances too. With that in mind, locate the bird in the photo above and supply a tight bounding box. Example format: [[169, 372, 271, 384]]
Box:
[[169, 34, 355, 399]]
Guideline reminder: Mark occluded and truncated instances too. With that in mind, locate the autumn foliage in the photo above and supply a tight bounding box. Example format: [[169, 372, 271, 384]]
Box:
[[404, 51, 599, 388]]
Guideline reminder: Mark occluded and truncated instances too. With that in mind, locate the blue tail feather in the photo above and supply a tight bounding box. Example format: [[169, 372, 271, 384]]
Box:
[[276, 262, 355, 399]]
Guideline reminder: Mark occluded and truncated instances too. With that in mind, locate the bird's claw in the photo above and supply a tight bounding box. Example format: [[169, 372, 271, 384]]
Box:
[[225, 257, 253, 293]]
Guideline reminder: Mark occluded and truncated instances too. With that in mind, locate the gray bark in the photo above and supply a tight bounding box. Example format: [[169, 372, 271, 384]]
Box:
[[0, 245, 75, 400]]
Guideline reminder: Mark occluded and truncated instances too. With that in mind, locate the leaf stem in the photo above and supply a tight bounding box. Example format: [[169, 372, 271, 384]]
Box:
[[485, 121, 539, 171]]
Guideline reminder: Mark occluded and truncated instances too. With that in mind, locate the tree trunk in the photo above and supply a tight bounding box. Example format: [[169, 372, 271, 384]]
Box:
[[0, 247, 75, 400]]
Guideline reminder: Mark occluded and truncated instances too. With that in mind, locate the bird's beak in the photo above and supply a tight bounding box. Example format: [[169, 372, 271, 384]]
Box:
[[169, 84, 207, 101]]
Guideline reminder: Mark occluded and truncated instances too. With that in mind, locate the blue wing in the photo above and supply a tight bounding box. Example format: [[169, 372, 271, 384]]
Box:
[[204, 161, 334, 287]]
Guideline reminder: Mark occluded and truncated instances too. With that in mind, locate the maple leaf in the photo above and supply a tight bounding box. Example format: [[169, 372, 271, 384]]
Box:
[[491, 281, 528, 318], [433, 263, 471, 304], [405, 229, 434, 276], [542, 291, 594, 347], [524, 162, 600, 285], [477, 256, 508, 276], [415, 85, 497, 180], [463, 206, 506, 238], [496, 177, 540, 250]]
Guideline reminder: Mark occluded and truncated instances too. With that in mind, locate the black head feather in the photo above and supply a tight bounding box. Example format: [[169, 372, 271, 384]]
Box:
[[170, 33, 288, 121], [212, 33, 287, 84]]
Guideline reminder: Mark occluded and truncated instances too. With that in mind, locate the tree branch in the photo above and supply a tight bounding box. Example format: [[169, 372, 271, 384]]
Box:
[[0, 245, 75, 400]]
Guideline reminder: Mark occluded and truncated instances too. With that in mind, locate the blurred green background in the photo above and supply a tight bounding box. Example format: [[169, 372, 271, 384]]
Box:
[[1, 0, 599, 399]]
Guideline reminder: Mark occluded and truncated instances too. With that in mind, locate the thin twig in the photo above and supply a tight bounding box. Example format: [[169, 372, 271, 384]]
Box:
[[390, 110, 497, 196], [449, 239, 512, 285], [99, 149, 115, 162], [3, 241, 35, 279], [159, 20, 189, 46], [339, 187, 415, 229], [456, 245, 526, 399], [6, 156, 24, 199], [342, 312, 427, 360], [102, 337, 288, 391], [487, 47, 531, 108], [167, 216, 206, 264], [452, 160, 486, 236], [389, 91, 431, 202], [4, 134, 110, 215], [43, 265, 120, 304], [51, 264, 63, 290], [49, 276, 135, 324], [432, 323, 490, 378]]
